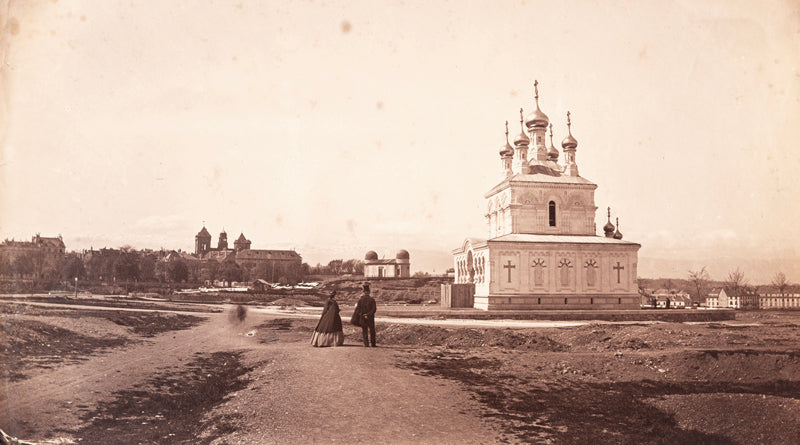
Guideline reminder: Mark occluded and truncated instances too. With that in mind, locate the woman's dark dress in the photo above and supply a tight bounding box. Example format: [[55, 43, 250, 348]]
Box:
[[311, 299, 344, 347]]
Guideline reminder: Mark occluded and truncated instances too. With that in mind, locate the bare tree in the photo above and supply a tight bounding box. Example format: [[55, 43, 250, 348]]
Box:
[[327, 259, 343, 275], [688, 266, 710, 305], [771, 272, 789, 295], [725, 267, 748, 295]]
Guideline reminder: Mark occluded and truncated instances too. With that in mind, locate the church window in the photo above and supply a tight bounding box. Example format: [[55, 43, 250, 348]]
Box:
[[548, 201, 556, 226]]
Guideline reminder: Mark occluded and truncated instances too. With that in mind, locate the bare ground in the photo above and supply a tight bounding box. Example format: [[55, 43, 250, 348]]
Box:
[[1, 300, 799, 444]]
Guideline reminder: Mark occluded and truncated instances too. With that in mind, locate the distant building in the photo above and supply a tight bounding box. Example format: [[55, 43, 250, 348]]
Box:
[[0, 234, 66, 281], [706, 288, 758, 309], [652, 289, 690, 308], [192, 226, 302, 282], [363, 250, 411, 278], [759, 293, 800, 309]]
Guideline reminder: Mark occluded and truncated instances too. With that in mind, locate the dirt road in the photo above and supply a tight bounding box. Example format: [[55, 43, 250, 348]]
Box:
[[2, 308, 499, 444], [4, 302, 799, 444]]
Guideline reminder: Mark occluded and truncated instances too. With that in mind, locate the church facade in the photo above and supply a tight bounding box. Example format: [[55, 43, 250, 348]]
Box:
[[452, 82, 640, 310]]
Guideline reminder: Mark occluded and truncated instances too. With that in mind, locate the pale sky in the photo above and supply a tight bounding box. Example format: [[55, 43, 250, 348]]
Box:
[[1, 0, 799, 283]]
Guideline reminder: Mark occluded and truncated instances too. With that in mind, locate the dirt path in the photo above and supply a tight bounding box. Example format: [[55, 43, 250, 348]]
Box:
[[216, 336, 499, 443], [1, 311, 245, 439], [2, 308, 499, 443]]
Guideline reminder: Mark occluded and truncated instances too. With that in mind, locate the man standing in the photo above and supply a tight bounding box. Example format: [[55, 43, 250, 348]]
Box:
[[358, 282, 377, 347]]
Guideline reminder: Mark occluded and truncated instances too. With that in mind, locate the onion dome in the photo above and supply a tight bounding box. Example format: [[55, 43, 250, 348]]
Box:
[[499, 121, 514, 157], [396, 249, 410, 260], [613, 217, 623, 240], [365, 251, 378, 261], [514, 108, 530, 146], [524, 80, 549, 129], [547, 123, 559, 160], [561, 111, 578, 150], [603, 207, 615, 237]]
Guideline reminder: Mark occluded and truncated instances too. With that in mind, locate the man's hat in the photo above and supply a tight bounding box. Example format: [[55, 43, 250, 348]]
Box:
[[362, 282, 370, 291]]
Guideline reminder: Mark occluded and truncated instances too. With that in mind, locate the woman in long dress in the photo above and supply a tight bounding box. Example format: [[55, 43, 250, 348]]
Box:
[[311, 291, 344, 347]]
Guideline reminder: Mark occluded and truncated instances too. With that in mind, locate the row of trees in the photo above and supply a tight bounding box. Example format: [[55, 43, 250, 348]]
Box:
[[0, 249, 63, 285], [676, 267, 794, 304], [307, 259, 365, 276], [2, 248, 372, 289], [58, 248, 306, 285]]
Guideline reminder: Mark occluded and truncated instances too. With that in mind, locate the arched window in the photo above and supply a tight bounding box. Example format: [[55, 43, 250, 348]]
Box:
[[548, 201, 556, 227]]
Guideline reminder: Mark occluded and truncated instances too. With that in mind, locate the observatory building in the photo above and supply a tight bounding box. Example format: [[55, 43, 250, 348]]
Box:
[[364, 250, 411, 278]]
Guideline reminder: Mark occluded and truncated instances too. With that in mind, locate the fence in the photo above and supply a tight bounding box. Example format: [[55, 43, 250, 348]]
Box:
[[441, 283, 475, 308]]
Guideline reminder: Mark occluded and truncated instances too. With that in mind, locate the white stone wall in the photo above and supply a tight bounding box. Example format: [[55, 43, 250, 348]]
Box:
[[486, 183, 598, 237], [484, 242, 639, 296]]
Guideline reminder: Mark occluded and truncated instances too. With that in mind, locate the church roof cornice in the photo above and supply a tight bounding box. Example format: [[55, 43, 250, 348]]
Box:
[[489, 233, 640, 247]]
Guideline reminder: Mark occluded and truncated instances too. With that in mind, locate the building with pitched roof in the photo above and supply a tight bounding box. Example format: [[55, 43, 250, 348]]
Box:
[[0, 234, 66, 281], [192, 226, 301, 282], [452, 81, 641, 310]]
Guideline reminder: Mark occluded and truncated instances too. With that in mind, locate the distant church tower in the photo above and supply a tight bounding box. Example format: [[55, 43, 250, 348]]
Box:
[[195, 226, 212, 255], [218, 230, 228, 250], [234, 233, 251, 251]]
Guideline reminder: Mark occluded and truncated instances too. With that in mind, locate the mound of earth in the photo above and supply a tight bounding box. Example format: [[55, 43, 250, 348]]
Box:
[[267, 298, 315, 307]]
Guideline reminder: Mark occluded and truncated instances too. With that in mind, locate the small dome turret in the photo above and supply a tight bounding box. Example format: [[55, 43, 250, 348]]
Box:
[[603, 207, 615, 237], [561, 111, 578, 150], [613, 217, 623, 240], [396, 249, 410, 260], [365, 251, 378, 261], [513, 108, 530, 146], [499, 121, 514, 157], [547, 123, 559, 160]]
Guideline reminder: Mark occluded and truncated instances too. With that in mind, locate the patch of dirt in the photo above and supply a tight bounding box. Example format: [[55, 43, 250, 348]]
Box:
[[267, 297, 319, 307], [377, 324, 565, 351], [100, 312, 204, 337], [64, 351, 257, 445], [0, 306, 205, 381], [0, 319, 128, 382], [0, 296, 218, 313], [389, 316, 800, 444]]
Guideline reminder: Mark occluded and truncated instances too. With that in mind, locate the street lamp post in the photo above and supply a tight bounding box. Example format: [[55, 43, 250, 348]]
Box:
[[74, 276, 78, 299]]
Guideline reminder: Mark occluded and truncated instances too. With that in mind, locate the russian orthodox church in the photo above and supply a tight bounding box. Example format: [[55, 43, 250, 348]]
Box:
[[452, 81, 641, 310]]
